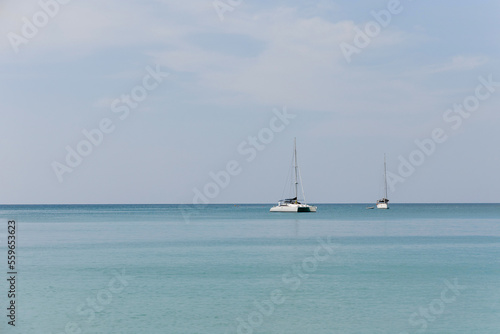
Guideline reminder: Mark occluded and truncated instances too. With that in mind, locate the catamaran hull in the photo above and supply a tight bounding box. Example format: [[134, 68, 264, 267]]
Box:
[[270, 204, 317, 212], [376, 203, 389, 209]]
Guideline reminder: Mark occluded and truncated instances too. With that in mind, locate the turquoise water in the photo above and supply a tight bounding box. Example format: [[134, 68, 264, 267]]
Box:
[[1, 204, 499, 333]]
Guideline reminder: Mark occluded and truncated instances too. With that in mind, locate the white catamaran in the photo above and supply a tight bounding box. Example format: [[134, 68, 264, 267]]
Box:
[[270, 138, 317, 212], [376, 154, 389, 209]]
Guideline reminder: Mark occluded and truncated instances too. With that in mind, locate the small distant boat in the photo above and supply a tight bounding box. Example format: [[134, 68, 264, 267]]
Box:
[[270, 138, 317, 213], [366, 206, 375, 210], [376, 154, 389, 209]]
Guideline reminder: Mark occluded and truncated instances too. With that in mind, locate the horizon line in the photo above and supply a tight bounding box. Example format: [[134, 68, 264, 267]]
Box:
[[1, 202, 499, 206]]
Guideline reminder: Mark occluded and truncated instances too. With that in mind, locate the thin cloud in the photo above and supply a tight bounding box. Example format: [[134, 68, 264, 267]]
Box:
[[425, 55, 488, 74]]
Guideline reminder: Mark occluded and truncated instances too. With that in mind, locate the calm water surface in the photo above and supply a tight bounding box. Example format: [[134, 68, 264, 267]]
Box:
[[0, 204, 499, 333]]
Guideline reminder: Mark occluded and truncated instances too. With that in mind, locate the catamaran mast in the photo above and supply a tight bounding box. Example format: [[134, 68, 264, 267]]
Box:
[[384, 154, 388, 199], [294, 138, 298, 202]]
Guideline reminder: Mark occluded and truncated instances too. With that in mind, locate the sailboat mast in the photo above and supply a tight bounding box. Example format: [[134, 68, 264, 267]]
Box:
[[384, 154, 388, 199], [294, 138, 298, 201]]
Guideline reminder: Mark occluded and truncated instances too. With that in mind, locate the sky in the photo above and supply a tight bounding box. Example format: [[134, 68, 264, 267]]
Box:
[[0, 0, 499, 204]]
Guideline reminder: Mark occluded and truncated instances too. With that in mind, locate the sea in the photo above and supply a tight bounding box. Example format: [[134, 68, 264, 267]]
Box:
[[0, 203, 499, 334]]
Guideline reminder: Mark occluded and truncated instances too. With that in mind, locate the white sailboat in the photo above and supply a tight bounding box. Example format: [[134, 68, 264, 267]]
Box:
[[270, 138, 317, 212], [376, 154, 389, 209]]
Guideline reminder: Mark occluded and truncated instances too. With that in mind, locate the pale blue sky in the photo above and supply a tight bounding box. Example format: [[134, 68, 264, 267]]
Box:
[[1, 0, 499, 204]]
